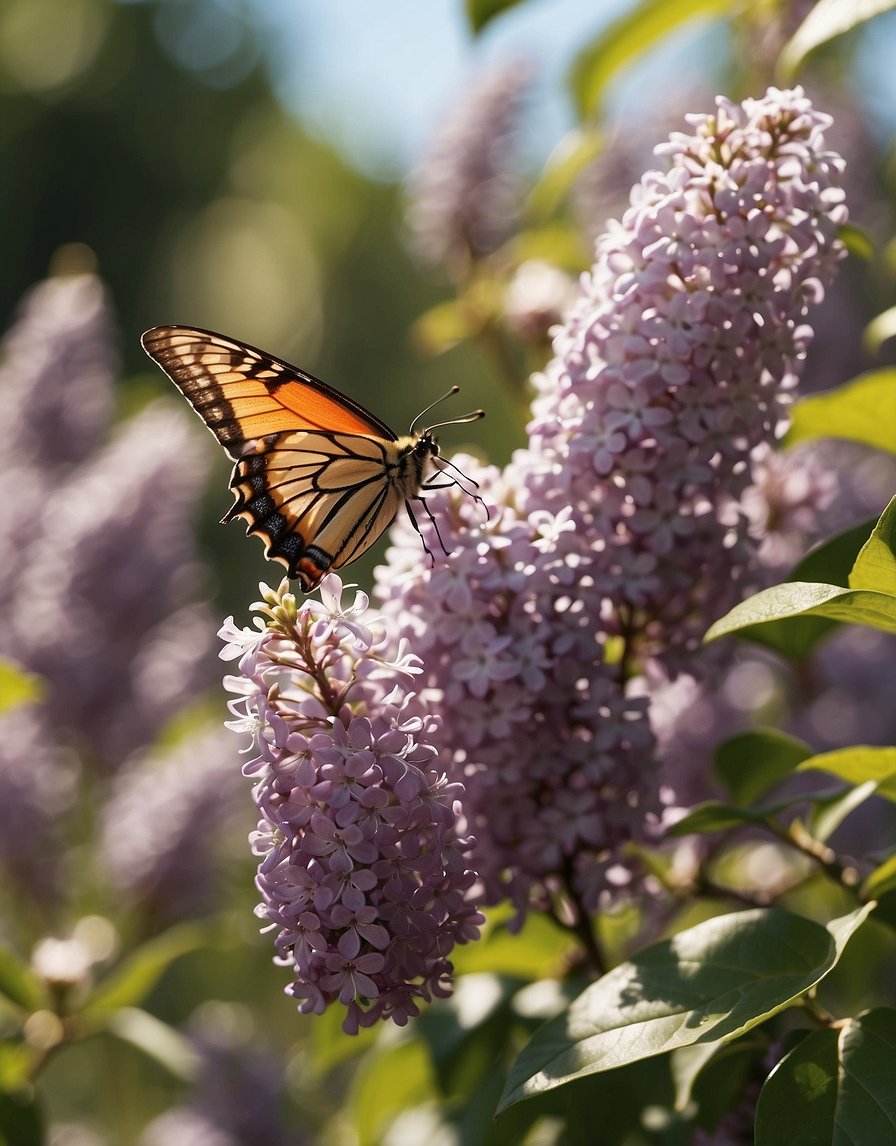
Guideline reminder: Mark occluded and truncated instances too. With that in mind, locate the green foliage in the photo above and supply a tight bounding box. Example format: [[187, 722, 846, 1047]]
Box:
[[787, 369, 896, 455], [706, 497, 896, 649], [465, 0, 524, 33], [569, 0, 734, 117], [497, 906, 873, 1112], [755, 1009, 896, 1144], [714, 729, 813, 804], [779, 0, 896, 78]]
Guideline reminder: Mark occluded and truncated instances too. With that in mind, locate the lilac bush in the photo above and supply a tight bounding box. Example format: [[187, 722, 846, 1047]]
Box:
[[376, 88, 848, 925], [221, 577, 483, 1033]]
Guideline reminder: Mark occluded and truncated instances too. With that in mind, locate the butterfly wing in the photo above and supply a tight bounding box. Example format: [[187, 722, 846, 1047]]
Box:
[[141, 326, 426, 590], [141, 325, 396, 454]]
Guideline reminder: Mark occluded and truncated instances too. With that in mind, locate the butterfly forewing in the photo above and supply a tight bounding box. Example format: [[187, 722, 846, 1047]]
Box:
[[141, 325, 436, 591], [141, 326, 397, 456]]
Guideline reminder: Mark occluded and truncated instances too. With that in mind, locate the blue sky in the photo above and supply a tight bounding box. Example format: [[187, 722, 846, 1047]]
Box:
[[254, 0, 638, 177]]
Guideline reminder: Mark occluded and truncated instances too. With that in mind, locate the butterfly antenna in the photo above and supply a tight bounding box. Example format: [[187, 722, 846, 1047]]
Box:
[[409, 386, 460, 434], [424, 408, 486, 433]]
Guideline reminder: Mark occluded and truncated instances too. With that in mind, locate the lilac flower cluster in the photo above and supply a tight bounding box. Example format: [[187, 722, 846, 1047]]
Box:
[[377, 88, 848, 919], [406, 57, 532, 271], [528, 87, 848, 673], [221, 578, 483, 1033]]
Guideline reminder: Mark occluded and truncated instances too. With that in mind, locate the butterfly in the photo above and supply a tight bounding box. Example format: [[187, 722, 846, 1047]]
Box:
[[141, 326, 484, 591]]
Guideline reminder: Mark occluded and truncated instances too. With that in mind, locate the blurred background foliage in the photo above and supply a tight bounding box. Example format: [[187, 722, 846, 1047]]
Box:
[[4, 0, 896, 1143]]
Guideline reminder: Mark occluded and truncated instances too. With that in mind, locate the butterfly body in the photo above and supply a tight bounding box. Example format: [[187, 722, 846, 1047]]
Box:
[[141, 326, 468, 591]]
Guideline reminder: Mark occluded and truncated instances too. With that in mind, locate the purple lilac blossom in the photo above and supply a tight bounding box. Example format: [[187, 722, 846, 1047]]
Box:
[[100, 727, 248, 927], [378, 88, 848, 918], [526, 87, 847, 675], [406, 58, 532, 271], [0, 703, 76, 906], [5, 400, 219, 765], [220, 577, 483, 1034], [377, 455, 660, 918]]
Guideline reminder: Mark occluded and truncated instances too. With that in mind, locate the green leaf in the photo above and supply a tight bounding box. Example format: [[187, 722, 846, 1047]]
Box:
[[497, 905, 873, 1112], [756, 1008, 896, 1145], [665, 801, 767, 836], [0, 1041, 39, 1093], [850, 496, 896, 593], [0, 946, 44, 1013], [0, 658, 43, 716], [808, 780, 880, 842], [106, 1007, 200, 1079], [705, 581, 896, 646], [797, 746, 896, 802], [863, 304, 896, 355], [347, 1037, 435, 1146], [569, 0, 732, 118], [83, 920, 215, 1019], [511, 224, 589, 272], [464, 0, 523, 33], [862, 852, 896, 900], [779, 0, 896, 78], [454, 908, 575, 979], [786, 369, 896, 455], [525, 128, 605, 222], [714, 729, 812, 804]]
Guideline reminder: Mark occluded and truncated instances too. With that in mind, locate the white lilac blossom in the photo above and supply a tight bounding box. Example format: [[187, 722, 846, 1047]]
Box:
[[406, 58, 532, 271], [221, 578, 483, 1034], [527, 87, 847, 675], [377, 88, 848, 919]]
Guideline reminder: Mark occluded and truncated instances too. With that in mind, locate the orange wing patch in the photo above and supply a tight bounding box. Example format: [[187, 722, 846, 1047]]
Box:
[[141, 326, 396, 458]]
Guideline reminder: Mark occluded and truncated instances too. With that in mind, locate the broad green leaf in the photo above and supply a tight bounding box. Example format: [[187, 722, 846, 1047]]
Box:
[[570, 0, 732, 118], [755, 1029, 839, 1145], [669, 1042, 721, 1111], [0, 946, 44, 1013], [665, 801, 767, 836], [779, 0, 896, 78], [714, 729, 812, 804], [809, 780, 879, 842], [83, 920, 215, 1019], [725, 519, 878, 658], [863, 304, 896, 354], [465, 0, 523, 33], [862, 852, 896, 900], [106, 1007, 199, 1079], [797, 746, 896, 802], [0, 658, 43, 716], [347, 1037, 435, 1146], [497, 905, 873, 1112], [850, 495, 896, 593], [756, 1009, 896, 1145], [786, 369, 896, 455], [705, 581, 896, 645], [525, 128, 605, 222]]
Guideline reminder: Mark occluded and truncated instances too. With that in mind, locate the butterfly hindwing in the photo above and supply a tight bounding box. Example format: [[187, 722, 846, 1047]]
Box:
[[227, 431, 416, 585], [141, 325, 437, 591]]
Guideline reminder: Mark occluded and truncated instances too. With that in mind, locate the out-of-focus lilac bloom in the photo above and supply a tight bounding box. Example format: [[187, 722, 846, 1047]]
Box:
[[406, 58, 533, 271]]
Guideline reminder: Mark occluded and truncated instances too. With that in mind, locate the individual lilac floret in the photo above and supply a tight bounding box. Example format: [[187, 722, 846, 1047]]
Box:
[[527, 87, 848, 674], [406, 57, 532, 271], [221, 578, 483, 1034]]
